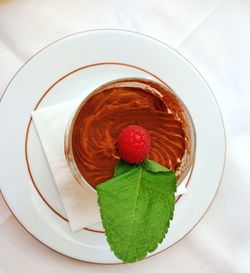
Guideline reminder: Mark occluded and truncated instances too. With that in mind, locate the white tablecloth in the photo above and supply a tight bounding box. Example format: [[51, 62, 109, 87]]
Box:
[[0, 0, 249, 272]]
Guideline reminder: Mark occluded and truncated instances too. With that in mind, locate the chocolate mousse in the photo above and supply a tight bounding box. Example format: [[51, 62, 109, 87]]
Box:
[[68, 78, 192, 189]]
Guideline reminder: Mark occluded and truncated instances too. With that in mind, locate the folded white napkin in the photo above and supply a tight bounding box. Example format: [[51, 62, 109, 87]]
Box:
[[32, 101, 101, 231], [32, 100, 188, 232]]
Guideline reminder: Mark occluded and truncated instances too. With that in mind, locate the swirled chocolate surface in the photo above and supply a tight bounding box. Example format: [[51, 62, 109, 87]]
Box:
[[71, 79, 190, 189]]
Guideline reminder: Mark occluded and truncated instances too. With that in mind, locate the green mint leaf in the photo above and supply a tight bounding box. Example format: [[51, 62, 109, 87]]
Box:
[[97, 160, 177, 263], [113, 159, 137, 177], [142, 159, 176, 218], [143, 158, 171, 173]]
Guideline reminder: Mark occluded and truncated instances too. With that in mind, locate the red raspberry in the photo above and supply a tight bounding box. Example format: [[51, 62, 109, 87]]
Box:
[[117, 125, 151, 164]]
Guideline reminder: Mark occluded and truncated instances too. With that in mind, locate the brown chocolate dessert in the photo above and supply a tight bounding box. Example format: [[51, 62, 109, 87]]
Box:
[[66, 78, 193, 189]]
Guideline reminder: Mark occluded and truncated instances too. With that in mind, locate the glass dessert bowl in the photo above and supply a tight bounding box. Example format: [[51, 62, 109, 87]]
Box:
[[65, 78, 196, 191]]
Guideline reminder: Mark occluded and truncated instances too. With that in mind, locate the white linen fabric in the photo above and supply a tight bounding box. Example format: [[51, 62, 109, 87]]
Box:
[[31, 101, 101, 232], [0, 0, 249, 272]]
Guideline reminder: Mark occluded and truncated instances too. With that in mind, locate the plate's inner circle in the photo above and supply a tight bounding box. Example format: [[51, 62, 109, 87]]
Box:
[[27, 63, 180, 232]]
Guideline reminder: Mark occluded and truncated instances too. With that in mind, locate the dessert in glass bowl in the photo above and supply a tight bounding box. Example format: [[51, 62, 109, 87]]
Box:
[[65, 78, 195, 190]]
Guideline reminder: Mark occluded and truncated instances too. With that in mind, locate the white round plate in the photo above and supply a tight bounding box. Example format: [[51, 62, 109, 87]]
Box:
[[0, 30, 225, 264]]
